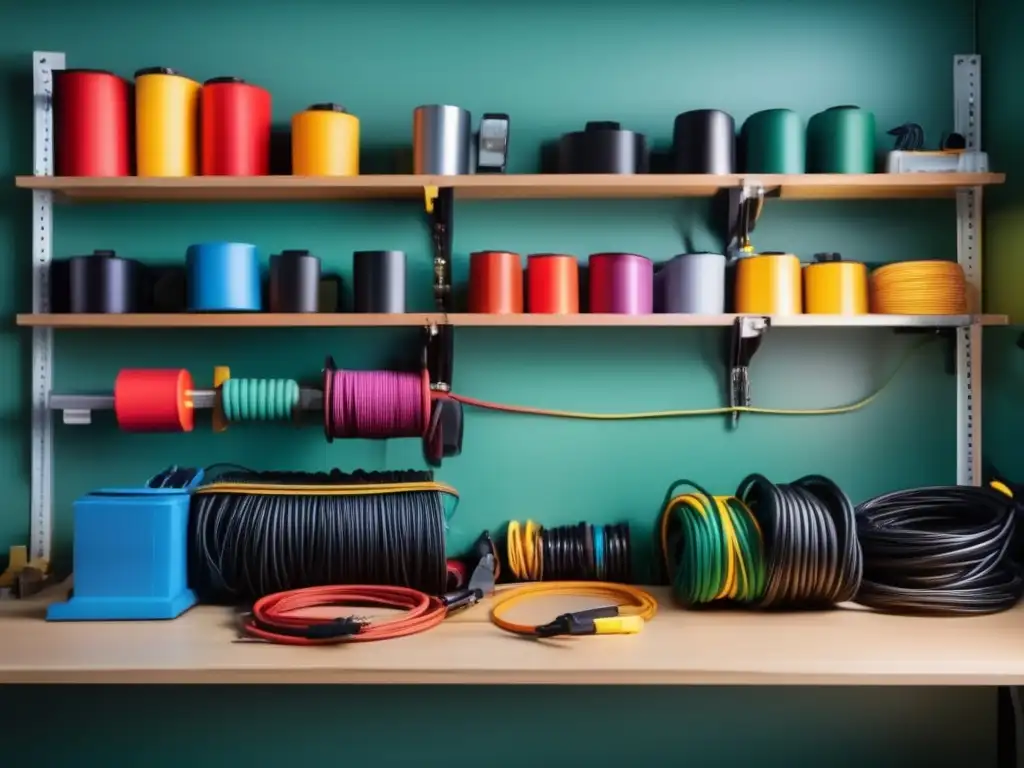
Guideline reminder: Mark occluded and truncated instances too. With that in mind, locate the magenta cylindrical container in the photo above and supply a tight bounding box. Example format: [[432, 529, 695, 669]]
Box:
[[588, 253, 654, 314]]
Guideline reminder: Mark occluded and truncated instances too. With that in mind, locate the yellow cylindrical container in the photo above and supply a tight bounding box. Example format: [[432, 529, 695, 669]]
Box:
[[803, 254, 868, 314], [292, 103, 360, 176], [734, 252, 802, 314], [134, 67, 200, 177]]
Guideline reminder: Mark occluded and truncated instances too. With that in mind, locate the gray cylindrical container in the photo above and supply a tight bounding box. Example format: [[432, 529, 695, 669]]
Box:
[[657, 252, 726, 313], [413, 105, 472, 175], [353, 250, 406, 313]]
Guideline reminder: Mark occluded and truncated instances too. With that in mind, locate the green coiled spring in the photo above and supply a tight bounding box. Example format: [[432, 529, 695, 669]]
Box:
[[220, 378, 300, 422]]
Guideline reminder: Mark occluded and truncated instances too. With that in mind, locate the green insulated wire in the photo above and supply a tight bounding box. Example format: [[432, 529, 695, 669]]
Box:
[[660, 480, 766, 606], [221, 378, 300, 422]]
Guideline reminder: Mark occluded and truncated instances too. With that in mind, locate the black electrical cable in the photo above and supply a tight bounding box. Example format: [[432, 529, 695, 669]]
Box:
[[855, 485, 1023, 616], [504, 521, 631, 582], [188, 469, 447, 603], [736, 474, 862, 609]]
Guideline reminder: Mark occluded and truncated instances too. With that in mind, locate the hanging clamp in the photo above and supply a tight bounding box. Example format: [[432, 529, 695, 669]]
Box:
[[726, 181, 766, 257], [728, 316, 769, 429], [422, 323, 463, 467], [424, 185, 454, 311]]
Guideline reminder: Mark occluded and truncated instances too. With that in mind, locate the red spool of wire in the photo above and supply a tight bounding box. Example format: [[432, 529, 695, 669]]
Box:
[[114, 369, 195, 433], [201, 77, 271, 175], [54, 69, 130, 176]]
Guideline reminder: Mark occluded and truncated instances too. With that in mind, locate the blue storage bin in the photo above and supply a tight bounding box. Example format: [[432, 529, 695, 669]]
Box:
[[47, 469, 203, 621]]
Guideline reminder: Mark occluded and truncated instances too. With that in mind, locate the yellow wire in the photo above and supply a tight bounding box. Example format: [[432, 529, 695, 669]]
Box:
[[870, 260, 968, 315], [490, 582, 658, 636], [508, 520, 543, 581], [194, 481, 458, 497], [457, 338, 931, 421]]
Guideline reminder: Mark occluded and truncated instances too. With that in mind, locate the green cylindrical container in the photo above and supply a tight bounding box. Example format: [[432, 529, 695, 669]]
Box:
[[807, 105, 876, 173], [741, 109, 805, 173]]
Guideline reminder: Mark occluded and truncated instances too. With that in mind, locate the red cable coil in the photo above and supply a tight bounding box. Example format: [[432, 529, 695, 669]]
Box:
[[241, 585, 447, 645]]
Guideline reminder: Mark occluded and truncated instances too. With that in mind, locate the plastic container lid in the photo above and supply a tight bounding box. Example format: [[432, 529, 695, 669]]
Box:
[[134, 66, 182, 77], [309, 103, 347, 112], [204, 76, 246, 85]]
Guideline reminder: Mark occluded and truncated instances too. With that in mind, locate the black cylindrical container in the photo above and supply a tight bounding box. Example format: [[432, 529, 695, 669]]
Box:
[[672, 110, 736, 173], [556, 121, 649, 174], [68, 250, 139, 313], [353, 250, 406, 313], [269, 250, 321, 313]]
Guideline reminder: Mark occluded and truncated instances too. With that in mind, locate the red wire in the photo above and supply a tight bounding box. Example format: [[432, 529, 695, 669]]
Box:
[[242, 585, 447, 645]]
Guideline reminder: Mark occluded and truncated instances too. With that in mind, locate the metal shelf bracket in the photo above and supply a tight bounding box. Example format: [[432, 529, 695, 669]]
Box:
[[954, 54, 982, 486]]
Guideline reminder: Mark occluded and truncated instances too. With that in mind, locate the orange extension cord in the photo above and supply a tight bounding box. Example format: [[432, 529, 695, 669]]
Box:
[[241, 585, 447, 645]]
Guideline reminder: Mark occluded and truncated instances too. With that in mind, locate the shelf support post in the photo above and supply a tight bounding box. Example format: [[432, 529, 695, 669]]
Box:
[[727, 315, 769, 429], [424, 185, 454, 311], [954, 54, 982, 486], [29, 51, 64, 563]]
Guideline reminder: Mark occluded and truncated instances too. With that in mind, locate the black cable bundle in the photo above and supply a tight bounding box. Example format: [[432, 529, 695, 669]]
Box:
[[188, 468, 448, 603], [737, 474, 863, 609], [205, 467, 433, 486], [504, 520, 631, 582], [855, 486, 1023, 615]]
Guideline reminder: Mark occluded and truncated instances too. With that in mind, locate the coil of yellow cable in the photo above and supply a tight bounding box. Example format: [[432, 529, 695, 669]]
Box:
[[490, 581, 658, 637], [869, 260, 968, 314]]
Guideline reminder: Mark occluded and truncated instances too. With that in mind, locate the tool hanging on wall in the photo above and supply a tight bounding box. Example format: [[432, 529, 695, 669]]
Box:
[[425, 186, 454, 311], [424, 324, 463, 467]]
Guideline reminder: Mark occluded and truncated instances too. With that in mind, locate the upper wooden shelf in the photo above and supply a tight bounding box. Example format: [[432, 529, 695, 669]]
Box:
[[14, 313, 1007, 329], [15, 313, 1008, 329], [14, 173, 1006, 202], [2, 585, 1023, 684]]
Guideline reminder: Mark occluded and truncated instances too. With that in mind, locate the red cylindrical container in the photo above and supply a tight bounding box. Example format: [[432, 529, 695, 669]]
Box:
[[201, 77, 272, 175], [527, 254, 579, 314], [469, 251, 523, 313], [588, 252, 655, 314], [54, 69, 130, 176], [114, 369, 195, 433]]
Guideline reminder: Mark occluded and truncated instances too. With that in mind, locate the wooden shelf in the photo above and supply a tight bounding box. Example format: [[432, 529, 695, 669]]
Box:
[[15, 313, 1009, 329], [2, 585, 1024, 684], [15, 173, 1006, 202]]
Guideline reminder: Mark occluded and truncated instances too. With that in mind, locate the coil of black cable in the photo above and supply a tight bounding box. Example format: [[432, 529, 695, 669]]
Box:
[[736, 473, 862, 609], [188, 468, 448, 603], [854, 485, 1023, 615]]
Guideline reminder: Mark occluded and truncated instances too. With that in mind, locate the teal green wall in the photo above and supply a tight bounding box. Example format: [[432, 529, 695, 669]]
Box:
[[0, 0, 999, 764]]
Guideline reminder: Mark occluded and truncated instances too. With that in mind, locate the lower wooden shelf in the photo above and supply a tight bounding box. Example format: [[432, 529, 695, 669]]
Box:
[[14, 313, 1009, 329], [3, 585, 1023, 684]]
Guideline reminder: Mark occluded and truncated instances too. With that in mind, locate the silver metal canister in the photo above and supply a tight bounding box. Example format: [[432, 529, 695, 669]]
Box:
[[413, 105, 471, 175], [656, 252, 727, 313]]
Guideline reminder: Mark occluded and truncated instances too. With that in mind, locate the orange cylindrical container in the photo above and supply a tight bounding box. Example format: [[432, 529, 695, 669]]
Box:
[[734, 252, 802, 314], [135, 67, 201, 177], [803, 255, 868, 314], [292, 103, 360, 176], [469, 251, 523, 313], [527, 254, 579, 314], [114, 369, 195, 433]]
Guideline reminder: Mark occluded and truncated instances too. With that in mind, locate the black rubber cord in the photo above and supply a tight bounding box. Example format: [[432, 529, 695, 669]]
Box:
[[737, 473, 862, 609], [855, 485, 1023, 616], [188, 469, 447, 603]]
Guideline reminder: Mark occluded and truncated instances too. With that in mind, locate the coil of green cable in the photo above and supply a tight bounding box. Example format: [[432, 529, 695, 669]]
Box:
[[658, 480, 766, 606], [220, 378, 300, 422]]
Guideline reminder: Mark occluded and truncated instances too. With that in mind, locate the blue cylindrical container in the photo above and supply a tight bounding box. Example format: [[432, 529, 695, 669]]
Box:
[[186, 242, 262, 311]]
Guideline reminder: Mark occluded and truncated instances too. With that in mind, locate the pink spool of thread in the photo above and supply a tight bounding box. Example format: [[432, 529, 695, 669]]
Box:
[[588, 253, 654, 314]]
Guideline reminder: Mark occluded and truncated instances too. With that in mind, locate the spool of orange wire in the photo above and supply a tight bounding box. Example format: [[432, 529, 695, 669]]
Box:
[[469, 250, 523, 313], [527, 254, 579, 314], [869, 260, 968, 315], [113, 368, 195, 433], [241, 585, 447, 645]]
